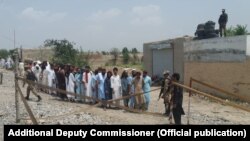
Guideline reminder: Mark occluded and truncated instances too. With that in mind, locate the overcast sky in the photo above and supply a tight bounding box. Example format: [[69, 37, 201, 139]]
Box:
[[0, 0, 249, 51]]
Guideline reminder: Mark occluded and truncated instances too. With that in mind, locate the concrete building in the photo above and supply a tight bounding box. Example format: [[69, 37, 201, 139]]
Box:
[[184, 35, 250, 99], [143, 36, 192, 82]]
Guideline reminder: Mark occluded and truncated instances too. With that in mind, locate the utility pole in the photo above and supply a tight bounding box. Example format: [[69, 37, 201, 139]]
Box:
[[14, 30, 15, 49], [14, 29, 20, 123], [20, 45, 23, 62]]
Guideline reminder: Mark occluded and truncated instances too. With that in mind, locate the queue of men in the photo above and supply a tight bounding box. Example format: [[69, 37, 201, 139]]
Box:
[[19, 60, 184, 124], [20, 61, 153, 111]]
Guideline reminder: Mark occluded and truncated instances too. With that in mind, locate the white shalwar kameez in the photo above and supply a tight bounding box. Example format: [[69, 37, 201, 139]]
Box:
[[82, 72, 92, 103], [33, 65, 41, 82], [111, 75, 121, 106], [48, 69, 56, 94], [66, 73, 75, 99]]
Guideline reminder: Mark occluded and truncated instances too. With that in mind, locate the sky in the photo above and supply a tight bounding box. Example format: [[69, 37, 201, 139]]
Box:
[[0, 0, 250, 51]]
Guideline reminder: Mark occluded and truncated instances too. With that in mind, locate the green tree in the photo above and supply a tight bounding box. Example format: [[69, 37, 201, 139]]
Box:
[[131, 48, 139, 65], [234, 25, 248, 35], [44, 39, 77, 65], [122, 47, 129, 64], [101, 51, 107, 55], [110, 48, 120, 65], [131, 48, 138, 54], [0, 49, 9, 59], [226, 26, 235, 36], [226, 25, 249, 36]]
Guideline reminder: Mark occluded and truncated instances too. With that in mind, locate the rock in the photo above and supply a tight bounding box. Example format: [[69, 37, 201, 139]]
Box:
[[39, 113, 44, 117], [26, 120, 33, 125], [57, 121, 63, 125], [39, 119, 46, 124]]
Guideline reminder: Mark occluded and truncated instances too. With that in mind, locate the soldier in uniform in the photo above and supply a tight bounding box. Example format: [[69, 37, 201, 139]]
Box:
[[158, 70, 171, 116], [24, 65, 42, 102], [218, 9, 228, 37]]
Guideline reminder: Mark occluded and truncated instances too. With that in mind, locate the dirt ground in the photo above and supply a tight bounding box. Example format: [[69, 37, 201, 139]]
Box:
[[1, 68, 250, 140], [1, 68, 250, 125], [0, 69, 249, 141]]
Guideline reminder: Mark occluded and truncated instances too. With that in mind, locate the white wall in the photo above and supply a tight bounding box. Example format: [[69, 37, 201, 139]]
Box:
[[247, 35, 250, 56], [184, 35, 248, 62]]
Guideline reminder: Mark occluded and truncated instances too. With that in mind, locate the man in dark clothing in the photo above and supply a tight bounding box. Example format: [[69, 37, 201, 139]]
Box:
[[57, 65, 67, 100], [218, 9, 228, 37], [170, 73, 185, 125], [24, 66, 42, 102]]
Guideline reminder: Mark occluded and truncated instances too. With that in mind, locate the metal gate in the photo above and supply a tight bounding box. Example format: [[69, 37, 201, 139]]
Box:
[[152, 48, 173, 76]]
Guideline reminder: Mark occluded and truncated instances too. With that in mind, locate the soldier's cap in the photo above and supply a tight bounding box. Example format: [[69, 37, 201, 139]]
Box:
[[163, 70, 170, 75]]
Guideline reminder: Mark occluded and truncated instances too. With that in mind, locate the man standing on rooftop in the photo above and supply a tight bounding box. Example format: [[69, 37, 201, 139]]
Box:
[[218, 9, 228, 37]]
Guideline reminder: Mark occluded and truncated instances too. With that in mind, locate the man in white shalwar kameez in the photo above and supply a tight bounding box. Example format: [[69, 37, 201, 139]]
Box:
[[111, 67, 121, 107], [6, 56, 12, 69], [18, 61, 25, 77], [46, 62, 50, 71], [33, 64, 41, 83], [66, 68, 75, 100], [82, 66, 92, 103], [41, 61, 49, 93], [48, 64, 56, 95]]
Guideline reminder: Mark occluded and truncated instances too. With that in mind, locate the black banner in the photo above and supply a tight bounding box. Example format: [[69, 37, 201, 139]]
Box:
[[4, 125, 250, 140]]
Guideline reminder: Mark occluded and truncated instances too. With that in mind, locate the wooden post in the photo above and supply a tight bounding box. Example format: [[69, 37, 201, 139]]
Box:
[[187, 77, 192, 125], [20, 46, 23, 62], [0, 72, 2, 84], [15, 52, 20, 123], [16, 82, 38, 125], [14, 31, 20, 123]]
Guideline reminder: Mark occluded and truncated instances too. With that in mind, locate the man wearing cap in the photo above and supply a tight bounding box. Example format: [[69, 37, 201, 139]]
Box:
[[158, 70, 171, 115], [24, 65, 42, 102], [218, 9, 228, 37]]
